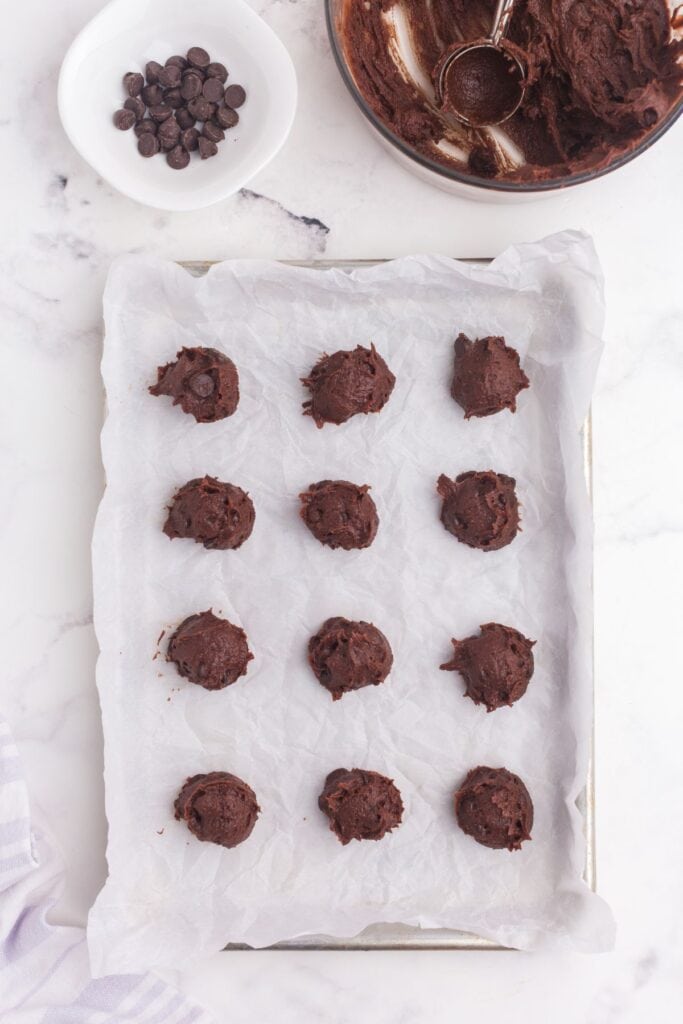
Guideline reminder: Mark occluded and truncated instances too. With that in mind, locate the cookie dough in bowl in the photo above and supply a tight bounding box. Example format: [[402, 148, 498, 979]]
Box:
[[326, 0, 683, 197]]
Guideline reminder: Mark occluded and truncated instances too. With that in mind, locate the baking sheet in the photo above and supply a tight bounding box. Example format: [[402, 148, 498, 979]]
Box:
[[223, 425, 596, 952], [198, 262, 595, 954], [88, 231, 615, 976]]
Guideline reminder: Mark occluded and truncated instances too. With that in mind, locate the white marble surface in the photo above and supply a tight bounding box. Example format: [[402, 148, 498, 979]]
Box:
[[1, 0, 682, 1020]]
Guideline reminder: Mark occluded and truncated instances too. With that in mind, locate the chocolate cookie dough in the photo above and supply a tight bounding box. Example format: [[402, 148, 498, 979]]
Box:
[[454, 766, 533, 850], [168, 610, 253, 690], [437, 471, 519, 550], [163, 476, 255, 550], [451, 334, 529, 418], [174, 771, 259, 848], [308, 617, 393, 700], [318, 768, 404, 844], [438, 44, 524, 126], [149, 346, 239, 422], [441, 623, 535, 711], [339, 0, 683, 183], [302, 344, 396, 427], [299, 480, 378, 550]]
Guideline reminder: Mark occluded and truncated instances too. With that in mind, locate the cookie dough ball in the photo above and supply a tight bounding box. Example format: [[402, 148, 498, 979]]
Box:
[[451, 333, 529, 418], [168, 610, 253, 690], [437, 471, 519, 551], [454, 766, 533, 851], [302, 344, 396, 428], [174, 771, 260, 848], [308, 617, 393, 700], [163, 476, 255, 550], [318, 768, 403, 844], [299, 480, 378, 550], [149, 346, 240, 422], [441, 623, 535, 711]]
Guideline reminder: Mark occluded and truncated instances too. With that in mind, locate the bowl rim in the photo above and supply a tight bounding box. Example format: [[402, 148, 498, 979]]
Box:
[[324, 0, 683, 194], [57, 0, 298, 211]]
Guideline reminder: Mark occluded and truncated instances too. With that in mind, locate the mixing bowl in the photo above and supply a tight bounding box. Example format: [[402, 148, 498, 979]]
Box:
[[325, 0, 682, 200]]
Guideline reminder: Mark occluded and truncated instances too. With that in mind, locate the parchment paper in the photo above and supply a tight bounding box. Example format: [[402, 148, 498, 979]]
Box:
[[88, 231, 615, 976]]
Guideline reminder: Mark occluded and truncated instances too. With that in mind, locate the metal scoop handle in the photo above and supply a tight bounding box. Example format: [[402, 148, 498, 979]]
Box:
[[435, 0, 524, 126], [490, 0, 517, 47]]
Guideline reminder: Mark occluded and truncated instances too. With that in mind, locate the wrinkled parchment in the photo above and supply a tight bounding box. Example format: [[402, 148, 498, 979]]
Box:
[[88, 231, 615, 976]]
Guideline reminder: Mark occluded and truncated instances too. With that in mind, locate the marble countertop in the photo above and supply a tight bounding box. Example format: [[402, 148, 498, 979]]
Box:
[[2, 1, 682, 1021]]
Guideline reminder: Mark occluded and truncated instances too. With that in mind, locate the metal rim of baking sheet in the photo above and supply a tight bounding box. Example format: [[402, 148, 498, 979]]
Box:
[[180, 258, 596, 952]]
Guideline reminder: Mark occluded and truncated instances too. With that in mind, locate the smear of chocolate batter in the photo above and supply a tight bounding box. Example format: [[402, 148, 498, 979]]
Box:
[[339, 0, 683, 182]]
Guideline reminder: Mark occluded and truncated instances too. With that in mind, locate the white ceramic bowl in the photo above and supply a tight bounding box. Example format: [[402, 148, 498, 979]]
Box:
[[58, 0, 297, 211]]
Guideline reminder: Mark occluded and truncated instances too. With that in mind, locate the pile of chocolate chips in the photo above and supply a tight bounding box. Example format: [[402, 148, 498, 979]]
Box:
[[113, 47, 247, 169]]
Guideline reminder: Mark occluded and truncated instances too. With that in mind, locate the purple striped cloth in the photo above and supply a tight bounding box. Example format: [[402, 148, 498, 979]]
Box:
[[0, 717, 214, 1023]]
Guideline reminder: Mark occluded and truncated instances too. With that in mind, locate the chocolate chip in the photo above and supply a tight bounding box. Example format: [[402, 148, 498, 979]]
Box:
[[468, 144, 498, 177], [198, 136, 218, 159], [202, 77, 224, 103], [181, 73, 203, 101], [224, 84, 246, 108], [123, 71, 144, 97], [167, 145, 191, 170], [149, 104, 173, 123], [117, 47, 238, 169], [134, 118, 158, 138], [145, 60, 164, 84], [138, 133, 160, 157], [142, 84, 163, 106], [113, 108, 136, 130], [124, 96, 145, 120], [181, 127, 200, 151], [187, 97, 214, 121], [159, 112, 180, 131], [187, 46, 210, 70], [189, 372, 215, 397], [166, 55, 189, 71], [158, 64, 182, 89], [176, 107, 196, 130], [216, 105, 239, 129], [158, 129, 180, 153], [203, 120, 225, 143], [164, 87, 184, 109], [206, 62, 228, 83], [158, 116, 180, 147], [643, 107, 658, 127]]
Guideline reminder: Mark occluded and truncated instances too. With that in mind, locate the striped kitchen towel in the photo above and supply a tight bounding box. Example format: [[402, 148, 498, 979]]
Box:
[[0, 717, 214, 1023]]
